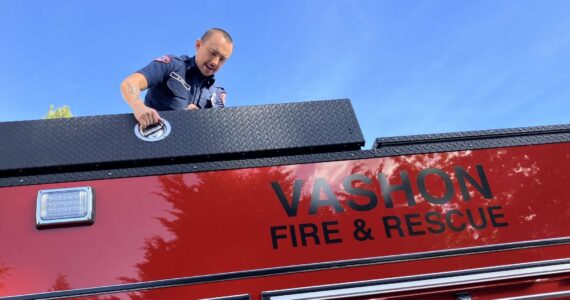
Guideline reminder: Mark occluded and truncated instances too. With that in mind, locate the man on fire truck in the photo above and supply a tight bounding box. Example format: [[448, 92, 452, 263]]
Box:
[[120, 28, 233, 129]]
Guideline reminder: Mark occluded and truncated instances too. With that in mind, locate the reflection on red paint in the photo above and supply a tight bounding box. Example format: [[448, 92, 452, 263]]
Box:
[[1, 143, 570, 299]]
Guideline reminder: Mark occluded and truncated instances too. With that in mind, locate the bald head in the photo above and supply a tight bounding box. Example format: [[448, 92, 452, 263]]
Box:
[[201, 28, 233, 44]]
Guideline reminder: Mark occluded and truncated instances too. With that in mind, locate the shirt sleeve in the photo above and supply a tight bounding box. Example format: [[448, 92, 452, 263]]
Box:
[[136, 56, 174, 88]]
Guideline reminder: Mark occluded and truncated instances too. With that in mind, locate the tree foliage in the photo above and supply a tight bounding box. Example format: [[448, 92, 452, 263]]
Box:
[[44, 105, 73, 119]]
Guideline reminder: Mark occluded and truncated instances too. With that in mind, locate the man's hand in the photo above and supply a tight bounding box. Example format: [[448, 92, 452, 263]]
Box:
[[134, 104, 161, 129], [186, 103, 199, 110]]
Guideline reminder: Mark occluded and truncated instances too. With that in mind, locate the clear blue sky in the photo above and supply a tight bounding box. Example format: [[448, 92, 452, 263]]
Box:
[[1, 1, 569, 146]]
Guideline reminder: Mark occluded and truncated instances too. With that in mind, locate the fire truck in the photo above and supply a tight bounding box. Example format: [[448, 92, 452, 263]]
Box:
[[1, 99, 570, 299]]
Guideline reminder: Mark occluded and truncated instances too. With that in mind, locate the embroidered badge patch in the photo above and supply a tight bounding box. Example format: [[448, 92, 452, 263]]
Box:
[[154, 55, 172, 64], [220, 92, 227, 105]]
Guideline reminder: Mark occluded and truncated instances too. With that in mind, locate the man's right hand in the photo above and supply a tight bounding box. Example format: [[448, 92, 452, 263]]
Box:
[[120, 73, 156, 129], [134, 104, 161, 129]]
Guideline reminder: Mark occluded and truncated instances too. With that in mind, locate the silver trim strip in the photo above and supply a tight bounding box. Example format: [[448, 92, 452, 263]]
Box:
[[499, 290, 570, 300], [266, 262, 570, 300], [205, 294, 250, 300], [252, 235, 570, 273], [3, 258, 570, 300]]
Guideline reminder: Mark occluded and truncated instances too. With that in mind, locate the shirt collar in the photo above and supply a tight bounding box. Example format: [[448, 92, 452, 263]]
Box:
[[187, 56, 215, 88]]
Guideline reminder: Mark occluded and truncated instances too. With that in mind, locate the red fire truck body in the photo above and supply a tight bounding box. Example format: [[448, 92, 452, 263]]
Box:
[[1, 100, 569, 299]]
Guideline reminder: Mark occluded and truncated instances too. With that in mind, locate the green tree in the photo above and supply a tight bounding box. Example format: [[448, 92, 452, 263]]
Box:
[[44, 105, 73, 119]]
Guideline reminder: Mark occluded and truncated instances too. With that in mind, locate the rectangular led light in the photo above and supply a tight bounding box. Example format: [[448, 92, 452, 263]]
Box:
[[36, 187, 94, 228]]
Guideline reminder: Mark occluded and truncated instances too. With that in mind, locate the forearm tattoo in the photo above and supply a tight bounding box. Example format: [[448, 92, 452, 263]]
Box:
[[127, 83, 140, 99]]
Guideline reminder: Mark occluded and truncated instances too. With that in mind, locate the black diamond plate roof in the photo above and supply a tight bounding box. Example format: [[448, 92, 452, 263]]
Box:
[[373, 124, 570, 149], [0, 99, 364, 177]]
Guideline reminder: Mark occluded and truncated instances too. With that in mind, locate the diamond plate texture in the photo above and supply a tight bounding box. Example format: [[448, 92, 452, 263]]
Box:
[[374, 131, 570, 157], [0, 150, 375, 187], [373, 124, 570, 149], [0, 99, 364, 176], [4, 128, 570, 188]]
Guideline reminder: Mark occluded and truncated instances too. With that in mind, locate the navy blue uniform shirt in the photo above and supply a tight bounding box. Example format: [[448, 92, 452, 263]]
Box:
[[137, 55, 226, 111]]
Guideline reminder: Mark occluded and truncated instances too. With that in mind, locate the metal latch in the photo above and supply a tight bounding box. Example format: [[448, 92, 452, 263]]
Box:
[[134, 119, 171, 142]]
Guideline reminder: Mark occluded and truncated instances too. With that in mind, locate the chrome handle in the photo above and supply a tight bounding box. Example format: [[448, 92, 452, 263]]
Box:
[[140, 121, 164, 137], [134, 119, 171, 142]]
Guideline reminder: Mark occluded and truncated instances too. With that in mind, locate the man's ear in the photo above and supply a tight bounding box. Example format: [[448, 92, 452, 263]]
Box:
[[195, 39, 202, 51]]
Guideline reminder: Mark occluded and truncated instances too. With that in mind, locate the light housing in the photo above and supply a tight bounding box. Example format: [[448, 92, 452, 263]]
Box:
[[36, 186, 94, 228]]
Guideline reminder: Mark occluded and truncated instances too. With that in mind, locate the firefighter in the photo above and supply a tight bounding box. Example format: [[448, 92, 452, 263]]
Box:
[[120, 28, 233, 129]]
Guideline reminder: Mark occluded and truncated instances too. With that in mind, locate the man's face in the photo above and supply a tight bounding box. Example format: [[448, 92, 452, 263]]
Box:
[[195, 32, 233, 77]]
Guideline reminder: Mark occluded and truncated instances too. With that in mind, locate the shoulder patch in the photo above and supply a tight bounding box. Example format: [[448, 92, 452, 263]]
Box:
[[154, 55, 172, 64], [219, 91, 227, 105]]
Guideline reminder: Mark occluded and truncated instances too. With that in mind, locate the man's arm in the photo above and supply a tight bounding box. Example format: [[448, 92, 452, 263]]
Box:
[[120, 73, 160, 129]]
